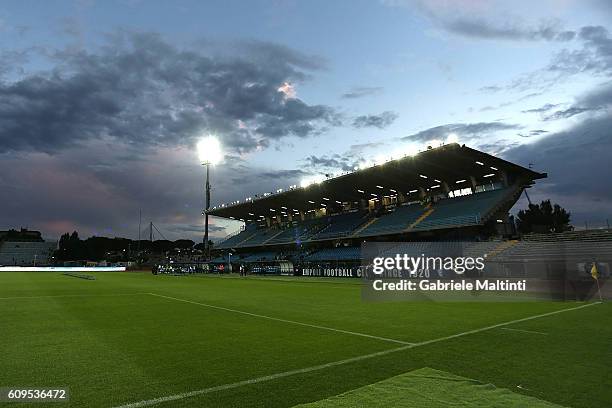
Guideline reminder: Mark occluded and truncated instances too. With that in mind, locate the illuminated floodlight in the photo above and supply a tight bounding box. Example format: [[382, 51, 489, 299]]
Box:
[[427, 139, 443, 148], [358, 161, 371, 170], [300, 174, 326, 188], [391, 143, 419, 160], [446, 133, 459, 144], [197, 135, 223, 165], [374, 154, 387, 165]]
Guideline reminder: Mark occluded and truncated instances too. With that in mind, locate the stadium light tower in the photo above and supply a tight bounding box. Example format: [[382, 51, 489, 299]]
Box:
[[197, 136, 223, 260]]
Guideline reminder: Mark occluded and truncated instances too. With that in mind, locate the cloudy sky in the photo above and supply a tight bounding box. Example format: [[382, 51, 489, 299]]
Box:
[[1, 0, 612, 242]]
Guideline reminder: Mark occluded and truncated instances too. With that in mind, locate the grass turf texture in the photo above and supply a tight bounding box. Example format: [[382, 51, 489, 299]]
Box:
[[0, 272, 608, 408], [295, 367, 564, 407]]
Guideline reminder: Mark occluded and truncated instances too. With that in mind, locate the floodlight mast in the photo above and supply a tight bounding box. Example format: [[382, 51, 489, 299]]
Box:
[[197, 136, 222, 261], [204, 163, 211, 260]]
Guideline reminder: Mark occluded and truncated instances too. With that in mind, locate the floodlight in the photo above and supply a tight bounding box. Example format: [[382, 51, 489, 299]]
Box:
[[300, 174, 326, 188], [197, 136, 223, 165], [447, 133, 459, 144]]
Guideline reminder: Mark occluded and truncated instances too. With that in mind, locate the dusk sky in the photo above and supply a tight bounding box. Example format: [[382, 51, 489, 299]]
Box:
[[1, 0, 612, 242]]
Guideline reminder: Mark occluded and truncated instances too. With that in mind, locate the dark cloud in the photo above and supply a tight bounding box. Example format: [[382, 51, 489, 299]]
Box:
[[517, 129, 548, 138], [503, 74, 612, 223], [348, 141, 385, 153], [0, 141, 310, 241], [521, 103, 561, 113], [259, 169, 308, 180], [504, 113, 612, 224], [437, 18, 575, 42], [581, 81, 612, 106], [543, 106, 600, 121], [303, 154, 357, 172], [0, 31, 340, 156], [341, 86, 384, 99], [479, 25, 612, 94], [547, 26, 612, 76], [539, 81, 612, 121], [402, 122, 519, 142], [167, 224, 225, 235], [352, 111, 398, 129], [415, 2, 576, 42], [477, 140, 520, 154]]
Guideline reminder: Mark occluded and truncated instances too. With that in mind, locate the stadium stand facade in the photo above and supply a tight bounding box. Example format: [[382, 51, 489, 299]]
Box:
[[0, 229, 57, 266], [203, 143, 548, 273]]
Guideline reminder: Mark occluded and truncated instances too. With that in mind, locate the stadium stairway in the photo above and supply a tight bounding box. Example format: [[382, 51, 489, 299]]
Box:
[[234, 231, 261, 247], [486, 239, 519, 259], [312, 212, 369, 240], [351, 217, 379, 237], [358, 204, 426, 237], [262, 229, 287, 245], [406, 205, 435, 231], [413, 188, 510, 231]]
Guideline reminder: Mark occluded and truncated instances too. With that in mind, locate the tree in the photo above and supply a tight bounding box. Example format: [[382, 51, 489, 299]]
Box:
[[516, 200, 572, 234]]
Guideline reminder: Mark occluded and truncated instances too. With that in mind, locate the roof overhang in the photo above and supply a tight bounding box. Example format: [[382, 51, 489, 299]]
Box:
[[207, 143, 546, 221]]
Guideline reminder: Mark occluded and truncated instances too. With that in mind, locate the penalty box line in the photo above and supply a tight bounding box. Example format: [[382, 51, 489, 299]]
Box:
[[146, 292, 413, 346], [114, 301, 601, 408]]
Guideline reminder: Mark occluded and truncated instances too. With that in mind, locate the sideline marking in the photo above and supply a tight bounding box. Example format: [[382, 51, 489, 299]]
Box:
[[410, 302, 599, 348], [500, 327, 548, 335], [114, 301, 601, 408], [0, 293, 147, 300], [147, 292, 413, 346]]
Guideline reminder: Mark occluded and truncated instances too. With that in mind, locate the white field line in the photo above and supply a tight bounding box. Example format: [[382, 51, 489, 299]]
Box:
[[0, 293, 148, 300], [147, 292, 413, 346], [410, 301, 599, 348], [500, 327, 548, 335], [114, 301, 601, 408]]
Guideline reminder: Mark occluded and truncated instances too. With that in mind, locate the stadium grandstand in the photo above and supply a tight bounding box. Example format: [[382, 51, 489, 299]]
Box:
[[201, 143, 558, 275], [0, 228, 57, 266]]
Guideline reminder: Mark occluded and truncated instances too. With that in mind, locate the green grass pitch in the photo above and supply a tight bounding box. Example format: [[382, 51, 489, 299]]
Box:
[[0, 271, 610, 407]]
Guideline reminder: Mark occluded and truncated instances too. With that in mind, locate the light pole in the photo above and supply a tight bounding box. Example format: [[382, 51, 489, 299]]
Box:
[[197, 136, 223, 261]]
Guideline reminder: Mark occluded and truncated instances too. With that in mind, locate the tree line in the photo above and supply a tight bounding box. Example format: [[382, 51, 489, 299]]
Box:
[[56, 231, 203, 261]]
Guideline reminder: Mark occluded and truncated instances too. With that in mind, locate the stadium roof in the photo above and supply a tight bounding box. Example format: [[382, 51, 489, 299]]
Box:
[[208, 143, 546, 221]]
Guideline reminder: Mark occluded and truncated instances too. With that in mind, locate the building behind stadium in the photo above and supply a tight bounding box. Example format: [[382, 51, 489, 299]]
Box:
[[0, 229, 57, 266]]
